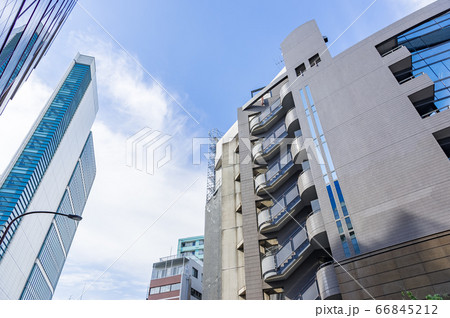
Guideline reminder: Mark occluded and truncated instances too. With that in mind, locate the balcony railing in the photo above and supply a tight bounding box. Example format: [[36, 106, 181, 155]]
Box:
[[381, 45, 404, 57], [285, 107, 299, 135], [421, 104, 450, 118], [252, 124, 288, 163], [261, 124, 287, 154], [258, 184, 301, 232], [398, 71, 424, 84], [298, 278, 320, 300], [266, 152, 293, 182], [249, 98, 283, 133], [280, 82, 290, 102], [305, 200, 328, 247], [297, 162, 315, 199], [261, 225, 310, 280]]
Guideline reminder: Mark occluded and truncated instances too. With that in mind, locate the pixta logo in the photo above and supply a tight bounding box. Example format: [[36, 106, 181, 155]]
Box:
[[126, 127, 172, 175]]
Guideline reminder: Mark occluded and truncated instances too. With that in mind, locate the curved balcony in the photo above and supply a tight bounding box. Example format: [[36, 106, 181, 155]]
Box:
[[297, 163, 315, 201], [291, 135, 308, 164], [251, 142, 264, 164], [254, 152, 298, 195], [254, 173, 267, 194], [261, 226, 314, 282], [257, 184, 302, 233], [316, 262, 342, 300], [252, 124, 288, 164], [249, 98, 285, 135], [261, 254, 277, 281], [280, 81, 295, 109], [305, 201, 328, 248], [285, 108, 300, 136]]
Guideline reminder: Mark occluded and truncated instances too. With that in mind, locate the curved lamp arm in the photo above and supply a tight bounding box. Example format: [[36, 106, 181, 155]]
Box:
[[0, 211, 82, 247]]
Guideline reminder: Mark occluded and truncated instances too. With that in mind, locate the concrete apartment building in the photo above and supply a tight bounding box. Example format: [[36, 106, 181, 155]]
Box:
[[0, 54, 98, 299], [178, 236, 205, 261], [204, 1, 450, 300], [147, 255, 203, 300]]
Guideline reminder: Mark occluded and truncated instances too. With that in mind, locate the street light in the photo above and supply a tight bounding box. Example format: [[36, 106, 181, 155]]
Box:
[[0, 211, 82, 247]]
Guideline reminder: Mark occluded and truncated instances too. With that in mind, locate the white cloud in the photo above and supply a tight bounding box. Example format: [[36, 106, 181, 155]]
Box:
[[387, 0, 436, 20], [0, 29, 207, 300], [47, 32, 207, 300]]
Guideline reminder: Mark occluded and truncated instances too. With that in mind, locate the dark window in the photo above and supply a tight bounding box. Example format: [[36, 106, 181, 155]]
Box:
[[438, 137, 450, 159], [192, 267, 198, 278], [191, 288, 202, 300], [295, 63, 306, 76], [434, 127, 450, 159], [308, 54, 321, 67], [408, 86, 438, 117]]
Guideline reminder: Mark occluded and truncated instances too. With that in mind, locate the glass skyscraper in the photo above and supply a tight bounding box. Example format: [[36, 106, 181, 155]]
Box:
[[0, 53, 98, 300], [0, 0, 77, 114]]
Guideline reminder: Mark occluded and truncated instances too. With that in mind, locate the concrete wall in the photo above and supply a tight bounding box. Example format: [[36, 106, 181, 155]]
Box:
[[336, 231, 450, 300], [220, 136, 245, 299], [282, 0, 450, 262], [203, 188, 222, 299], [204, 133, 245, 299]]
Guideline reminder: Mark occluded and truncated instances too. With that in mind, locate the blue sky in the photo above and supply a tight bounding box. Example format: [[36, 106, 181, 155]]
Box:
[[0, 0, 436, 300]]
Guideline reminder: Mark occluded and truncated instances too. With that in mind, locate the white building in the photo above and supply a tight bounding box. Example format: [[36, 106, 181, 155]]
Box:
[[0, 53, 98, 299]]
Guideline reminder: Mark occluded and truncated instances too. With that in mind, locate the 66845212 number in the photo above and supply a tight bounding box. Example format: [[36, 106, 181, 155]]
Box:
[[375, 305, 438, 315]]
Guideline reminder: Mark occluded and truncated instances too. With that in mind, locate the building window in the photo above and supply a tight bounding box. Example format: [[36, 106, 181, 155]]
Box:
[[309, 53, 321, 67], [171, 283, 181, 291], [191, 288, 202, 300], [192, 267, 198, 278], [160, 285, 171, 293], [433, 127, 450, 159], [170, 266, 182, 276], [295, 63, 306, 76], [182, 251, 194, 257], [349, 231, 361, 254], [198, 239, 204, 246], [340, 235, 351, 257], [149, 287, 160, 295], [381, 11, 450, 118], [437, 137, 450, 159]]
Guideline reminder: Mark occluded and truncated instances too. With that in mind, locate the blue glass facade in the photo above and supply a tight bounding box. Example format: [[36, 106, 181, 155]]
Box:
[[20, 133, 96, 299], [0, 0, 77, 114], [20, 264, 52, 300], [0, 62, 91, 260], [386, 10, 450, 118]]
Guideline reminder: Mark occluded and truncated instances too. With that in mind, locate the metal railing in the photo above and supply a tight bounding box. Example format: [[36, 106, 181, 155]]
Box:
[[306, 199, 321, 219], [381, 45, 405, 57], [265, 152, 294, 185], [316, 260, 334, 272], [298, 277, 320, 300], [398, 72, 424, 84], [269, 184, 301, 223], [274, 225, 309, 272], [421, 104, 450, 118], [249, 98, 282, 131]]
